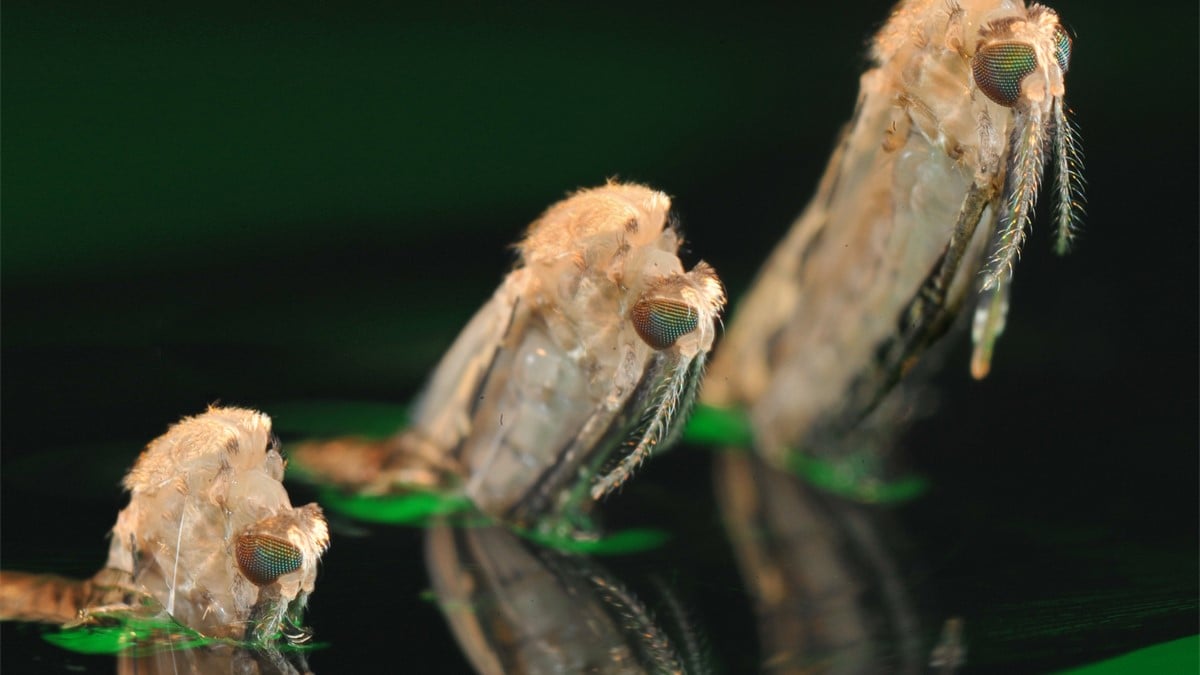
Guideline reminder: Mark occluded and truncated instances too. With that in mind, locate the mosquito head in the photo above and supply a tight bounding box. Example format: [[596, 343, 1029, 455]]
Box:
[[969, 4, 1083, 377], [972, 6, 1070, 110], [237, 503, 329, 643], [630, 261, 724, 356], [972, 4, 1082, 293]]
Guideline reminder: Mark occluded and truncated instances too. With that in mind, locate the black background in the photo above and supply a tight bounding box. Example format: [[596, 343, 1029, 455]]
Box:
[[3, 1, 1197, 672]]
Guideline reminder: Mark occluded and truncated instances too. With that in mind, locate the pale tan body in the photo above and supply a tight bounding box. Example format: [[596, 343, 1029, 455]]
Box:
[[0, 407, 329, 643], [707, 3, 1074, 670], [295, 183, 725, 529], [704, 0, 1075, 466]]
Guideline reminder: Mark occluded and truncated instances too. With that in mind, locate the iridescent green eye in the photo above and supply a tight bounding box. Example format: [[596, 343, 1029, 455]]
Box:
[[1053, 27, 1072, 73], [631, 298, 698, 350], [973, 42, 1038, 107], [236, 533, 302, 586]]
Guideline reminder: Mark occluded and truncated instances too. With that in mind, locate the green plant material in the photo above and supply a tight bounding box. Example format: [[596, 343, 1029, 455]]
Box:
[[316, 488, 473, 525], [517, 527, 671, 556], [786, 453, 928, 504], [44, 613, 329, 658], [1058, 634, 1199, 674], [315, 474, 668, 553], [281, 400, 927, 506], [43, 615, 213, 656], [683, 404, 755, 447], [687, 404, 927, 504]]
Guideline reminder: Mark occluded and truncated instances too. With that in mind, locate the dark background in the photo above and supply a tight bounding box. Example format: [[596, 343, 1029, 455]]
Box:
[[3, 1, 1196, 672]]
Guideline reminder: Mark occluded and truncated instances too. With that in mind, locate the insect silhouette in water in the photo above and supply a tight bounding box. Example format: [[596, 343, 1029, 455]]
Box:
[[0, 407, 330, 646], [704, 0, 1081, 469], [293, 182, 725, 535], [705, 2, 1080, 669], [426, 523, 709, 674]]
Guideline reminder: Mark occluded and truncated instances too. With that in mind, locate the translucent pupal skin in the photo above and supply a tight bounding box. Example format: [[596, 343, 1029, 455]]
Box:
[[703, 0, 1079, 465], [0, 408, 331, 645], [294, 182, 725, 530], [109, 408, 329, 641], [457, 184, 724, 520]]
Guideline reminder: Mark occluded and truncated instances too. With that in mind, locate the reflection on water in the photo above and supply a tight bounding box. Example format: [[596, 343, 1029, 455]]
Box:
[[110, 638, 312, 675], [27, 612, 315, 674], [2, 407, 1193, 673], [0, 430, 964, 674], [420, 454, 962, 675], [114, 644, 310, 675], [426, 522, 706, 675], [714, 451, 957, 674]]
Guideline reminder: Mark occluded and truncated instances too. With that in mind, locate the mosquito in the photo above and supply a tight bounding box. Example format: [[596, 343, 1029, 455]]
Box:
[[0, 407, 330, 645], [703, 0, 1081, 467], [293, 182, 725, 534]]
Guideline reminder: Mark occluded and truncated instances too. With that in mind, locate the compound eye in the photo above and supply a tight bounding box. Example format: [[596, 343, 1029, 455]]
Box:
[[236, 533, 303, 586], [1053, 27, 1072, 74], [631, 298, 698, 350], [972, 42, 1038, 107]]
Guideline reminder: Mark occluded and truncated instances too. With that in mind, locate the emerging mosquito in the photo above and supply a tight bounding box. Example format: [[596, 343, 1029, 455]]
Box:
[[293, 182, 725, 533], [0, 407, 330, 644], [703, 0, 1081, 467]]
